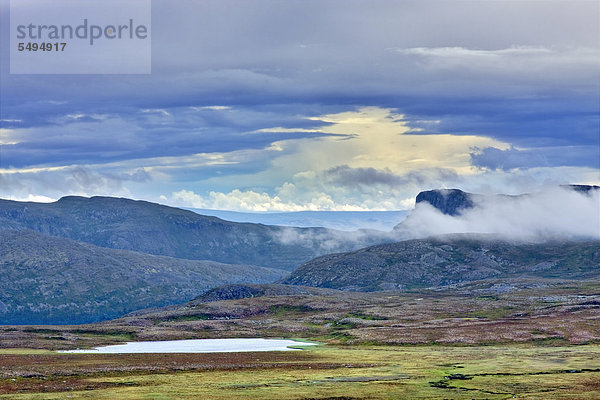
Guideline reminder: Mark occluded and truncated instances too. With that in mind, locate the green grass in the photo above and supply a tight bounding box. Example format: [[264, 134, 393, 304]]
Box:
[[268, 305, 317, 317], [342, 312, 388, 320], [0, 349, 55, 355], [5, 344, 598, 399], [158, 314, 213, 323], [467, 306, 517, 319]]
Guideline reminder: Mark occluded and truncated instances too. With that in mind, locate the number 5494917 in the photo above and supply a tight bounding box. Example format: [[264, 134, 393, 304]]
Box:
[[17, 42, 66, 51]]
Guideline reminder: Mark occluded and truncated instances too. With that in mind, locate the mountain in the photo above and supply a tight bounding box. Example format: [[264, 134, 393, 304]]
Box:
[[2, 187, 596, 324], [0, 196, 388, 270], [281, 235, 600, 291], [0, 230, 286, 324], [412, 185, 599, 216]]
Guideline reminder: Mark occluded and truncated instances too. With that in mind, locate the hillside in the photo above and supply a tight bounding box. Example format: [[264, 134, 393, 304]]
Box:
[[6, 278, 599, 351], [282, 236, 600, 291], [190, 283, 341, 303], [0, 196, 388, 270], [0, 230, 286, 324]]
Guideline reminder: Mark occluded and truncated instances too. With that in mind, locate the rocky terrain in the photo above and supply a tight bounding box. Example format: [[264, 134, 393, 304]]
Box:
[[2, 278, 599, 350], [414, 189, 476, 216], [1, 186, 597, 325], [282, 235, 600, 291], [193, 283, 341, 303]]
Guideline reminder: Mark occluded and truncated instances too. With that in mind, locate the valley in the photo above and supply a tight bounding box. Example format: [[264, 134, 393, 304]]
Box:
[[1, 279, 599, 399], [0, 187, 598, 399]]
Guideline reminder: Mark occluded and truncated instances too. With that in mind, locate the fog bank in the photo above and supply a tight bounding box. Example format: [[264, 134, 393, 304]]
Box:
[[396, 187, 600, 241]]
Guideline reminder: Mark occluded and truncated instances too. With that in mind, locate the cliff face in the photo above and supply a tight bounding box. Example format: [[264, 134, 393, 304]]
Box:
[[414, 189, 474, 216]]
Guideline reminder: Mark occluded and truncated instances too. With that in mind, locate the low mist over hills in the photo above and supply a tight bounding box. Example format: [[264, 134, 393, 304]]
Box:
[[411, 185, 599, 217], [282, 236, 600, 291], [0, 196, 388, 270], [0, 185, 597, 325], [395, 185, 600, 241], [185, 208, 408, 231], [0, 230, 285, 324]]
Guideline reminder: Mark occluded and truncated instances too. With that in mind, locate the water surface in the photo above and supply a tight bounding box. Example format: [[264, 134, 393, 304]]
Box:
[[59, 338, 317, 354]]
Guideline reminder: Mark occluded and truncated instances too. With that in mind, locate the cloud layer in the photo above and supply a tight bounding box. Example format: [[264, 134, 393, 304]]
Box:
[[397, 187, 600, 241], [0, 0, 598, 209]]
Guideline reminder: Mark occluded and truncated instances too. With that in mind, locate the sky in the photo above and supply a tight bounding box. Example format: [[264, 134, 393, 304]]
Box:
[[1, 0, 599, 212]]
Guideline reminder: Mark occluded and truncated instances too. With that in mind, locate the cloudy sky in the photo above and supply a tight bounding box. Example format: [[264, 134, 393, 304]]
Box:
[[1, 0, 599, 211]]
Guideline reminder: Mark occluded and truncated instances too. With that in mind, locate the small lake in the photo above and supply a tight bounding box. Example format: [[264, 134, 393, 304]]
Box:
[[59, 338, 318, 354]]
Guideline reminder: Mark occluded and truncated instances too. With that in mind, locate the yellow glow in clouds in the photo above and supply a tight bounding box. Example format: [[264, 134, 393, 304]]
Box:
[[271, 107, 509, 176]]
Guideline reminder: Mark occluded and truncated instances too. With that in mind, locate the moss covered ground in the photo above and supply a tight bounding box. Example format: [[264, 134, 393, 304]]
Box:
[[1, 344, 599, 399]]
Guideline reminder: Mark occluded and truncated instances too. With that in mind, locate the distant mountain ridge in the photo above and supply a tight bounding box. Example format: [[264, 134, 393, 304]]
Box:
[[0, 196, 387, 270], [0, 230, 285, 324], [186, 208, 408, 231], [282, 235, 600, 291]]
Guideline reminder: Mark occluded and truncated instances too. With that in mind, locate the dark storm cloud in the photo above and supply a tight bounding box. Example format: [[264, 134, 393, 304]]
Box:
[[325, 165, 404, 187], [0, 105, 343, 168], [403, 97, 600, 147], [324, 165, 460, 189]]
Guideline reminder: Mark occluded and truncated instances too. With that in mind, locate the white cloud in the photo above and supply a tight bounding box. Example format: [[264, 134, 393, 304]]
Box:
[[0, 166, 141, 202], [171, 188, 377, 212], [253, 127, 325, 134], [171, 175, 417, 213], [397, 186, 600, 241], [4, 194, 56, 203], [140, 108, 171, 117], [269, 107, 508, 175], [4, 105, 598, 212], [0, 128, 20, 145], [393, 46, 554, 58], [164, 107, 600, 212], [190, 106, 231, 111]]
